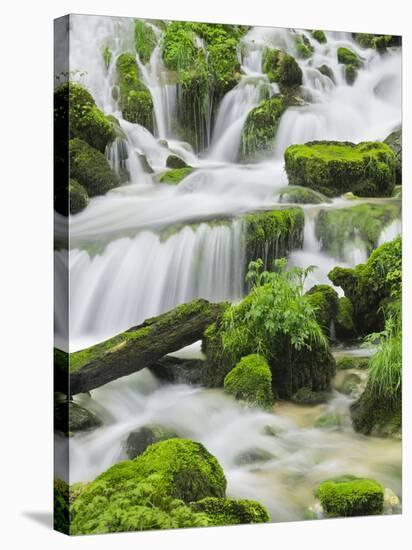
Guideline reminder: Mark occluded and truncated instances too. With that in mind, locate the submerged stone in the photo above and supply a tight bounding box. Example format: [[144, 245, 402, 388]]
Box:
[[291, 386, 331, 405], [125, 425, 179, 459], [277, 186, 331, 204], [314, 413, 342, 430]]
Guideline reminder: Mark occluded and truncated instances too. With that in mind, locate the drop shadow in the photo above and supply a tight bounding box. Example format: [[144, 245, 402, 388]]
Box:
[[23, 511, 53, 530]]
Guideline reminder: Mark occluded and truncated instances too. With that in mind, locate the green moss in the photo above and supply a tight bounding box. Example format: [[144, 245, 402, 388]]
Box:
[[69, 138, 119, 197], [314, 413, 342, 429], [311, 30, 327, 43], [54, 479, 70, 534], [262, 48, 302, 90], [284, 141, 396, 197], [315, 203, 400, 259], [54, 82, 116, 153], [116, 53, 154, 131], [336, 356, 369, 370], [306, 285, 339, 337], [354, 33, 401, 52], [277, 186, 330, 204], [70, 439, 226, 534], [134, 19, 157, 64], [335, 297, 357, 339], [159, 166, 194, 185], [224, 354, 273, 409], [295, 34, 314, 58], [328, 237, 401, 333], [244, 207, 304, 270], [351, 383, 401, 437], [126, 425, 179, 459], [191, 497, 269, 525], [337, 47, 361, 67], [239, 96, 294, 162], [315, 476, 384, 517], [69, 178, 88, 214], [384, 129, 402, 184]]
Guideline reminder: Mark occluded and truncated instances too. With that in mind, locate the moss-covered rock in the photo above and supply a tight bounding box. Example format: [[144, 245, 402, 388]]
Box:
[[314, 203, 400, 259], [125, 425, 179, 459], [116, 53, 154, 131], [54, 479, 70, 534], [134, 19, 157, 64], [278, 186, 331, 204], [336, 356, 369, 370], [284, 141, 396, 197], [314, 413, 342, 430], [311, 30, 327, 44], [69, 138, 119, 197], [337, 47, 361, 67], [354, 33, 401, 52], [306, 284, 339, 338], [191, 497, 269, 525], [262, 48, 302, 91], [384, 129, 402, 184], [239, 96, 294, 162], [351, 383, 401, 437], [335, 297, 357, 339], [54, 401, 102, 435], [166, 154, 188, 169], [69, 178, 89, 214], [295, 34, 314, 58], [244, 207, 304, 271], [328, 237, 401, 333], [291, 386, 330, 405], [159, 166, 194, 185], [71, 439, 226, 534], [335, 372, 362, 396], [224, 354, 273, 409], [315, 475, 384, 517], [234, 448, 275, 466], [54, 82, 116, 153], [317, 64, 335, 82]]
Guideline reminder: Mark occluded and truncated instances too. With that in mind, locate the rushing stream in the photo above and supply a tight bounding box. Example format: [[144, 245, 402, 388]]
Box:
[[55, 15, 402, 520]]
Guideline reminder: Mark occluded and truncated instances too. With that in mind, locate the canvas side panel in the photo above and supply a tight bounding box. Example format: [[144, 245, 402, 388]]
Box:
[[53, 14, 70, 536]]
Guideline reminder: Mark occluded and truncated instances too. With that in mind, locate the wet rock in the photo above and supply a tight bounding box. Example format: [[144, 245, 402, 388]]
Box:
[[317, 64, 335, 83], [234, 448, 275, 466], [138, 153, 154, 173], [166, 154, 188, 169], [54, 401, 102, 435], [125, 424, 179, 459], [291, 386, 331, 405], [334, 372, 362, 396], [149, 356, 205, 385]]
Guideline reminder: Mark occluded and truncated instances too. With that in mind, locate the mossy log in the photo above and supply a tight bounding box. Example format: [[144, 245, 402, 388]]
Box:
[[69, 299, 227, 394]]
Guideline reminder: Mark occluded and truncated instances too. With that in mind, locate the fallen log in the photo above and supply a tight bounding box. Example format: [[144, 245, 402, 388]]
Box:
[[68, 299, 227, 394]]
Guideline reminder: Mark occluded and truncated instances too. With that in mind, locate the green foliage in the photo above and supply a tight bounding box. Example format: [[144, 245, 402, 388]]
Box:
[[116, 53, 154, 131], [71, 439, 226, 534], [191, 497, 270, 526], [295, 34, 314, 58], [284, 141, 396, 197], [159, 167, 194, 184], [262, 48, 302, 90], [315, 476, 384, 517], [69, 138, 119, 197], [239, 96, 292, 162], [315, 203, 400, 259], [69, 178, 89, 214], [305, 284, 339, 337], [54, 82, 116, 152], [311, 30, 327, 43], [134, 19, 157, 64], [224, 354, 273, 409], [328, 237, 401, 333], [54, 479, 70, 534], [244, 207, 304, 270], [337, 47, 361, 67]]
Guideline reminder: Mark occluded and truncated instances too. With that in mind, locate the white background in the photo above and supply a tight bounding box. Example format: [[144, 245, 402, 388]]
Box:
[[0, 0, 410, 548]]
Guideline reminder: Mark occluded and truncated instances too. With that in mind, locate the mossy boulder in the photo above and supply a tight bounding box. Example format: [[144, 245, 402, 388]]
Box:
[[191, 497, 269, 525], [337, 47, 362, 85], [317, 64, 335, 82], [224, 354, 273, 409], [384, 129, 402, 184], [239, 96, 294, 162], [54, 82, 116, 153], [69, 138, 119, 197], [354, 33, 401, 52], [262, 48, 302, 90], [295, 34, 314, 59], [291, 386, 330, 405], [314, 413, 342, 430], [134, 19, 157, 64], [336, 356, 369, 370], [116, 53, 154, 131], [335, 297, 357, 339], [243, 207, 304, 272], [234, 448, 275, 466], [125, 424, 179, 459], [351, 383, 401, 438], [54, 479, 70, 534], [166, 154, 188, 169], [334, 372, 362, 396], [278, 186, 330, 204], [328, 237, 401, 333], [54, 401, 102, 435], [284, 141, 396, 197], [159, 166, 194, 185], [71, 439, 226, 534], [315, 475, 384, 517], [314, 203, 400, 259], [306, 285, 339, 338], [311, 30, 327, 44], [69, 178, 89, 214]]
